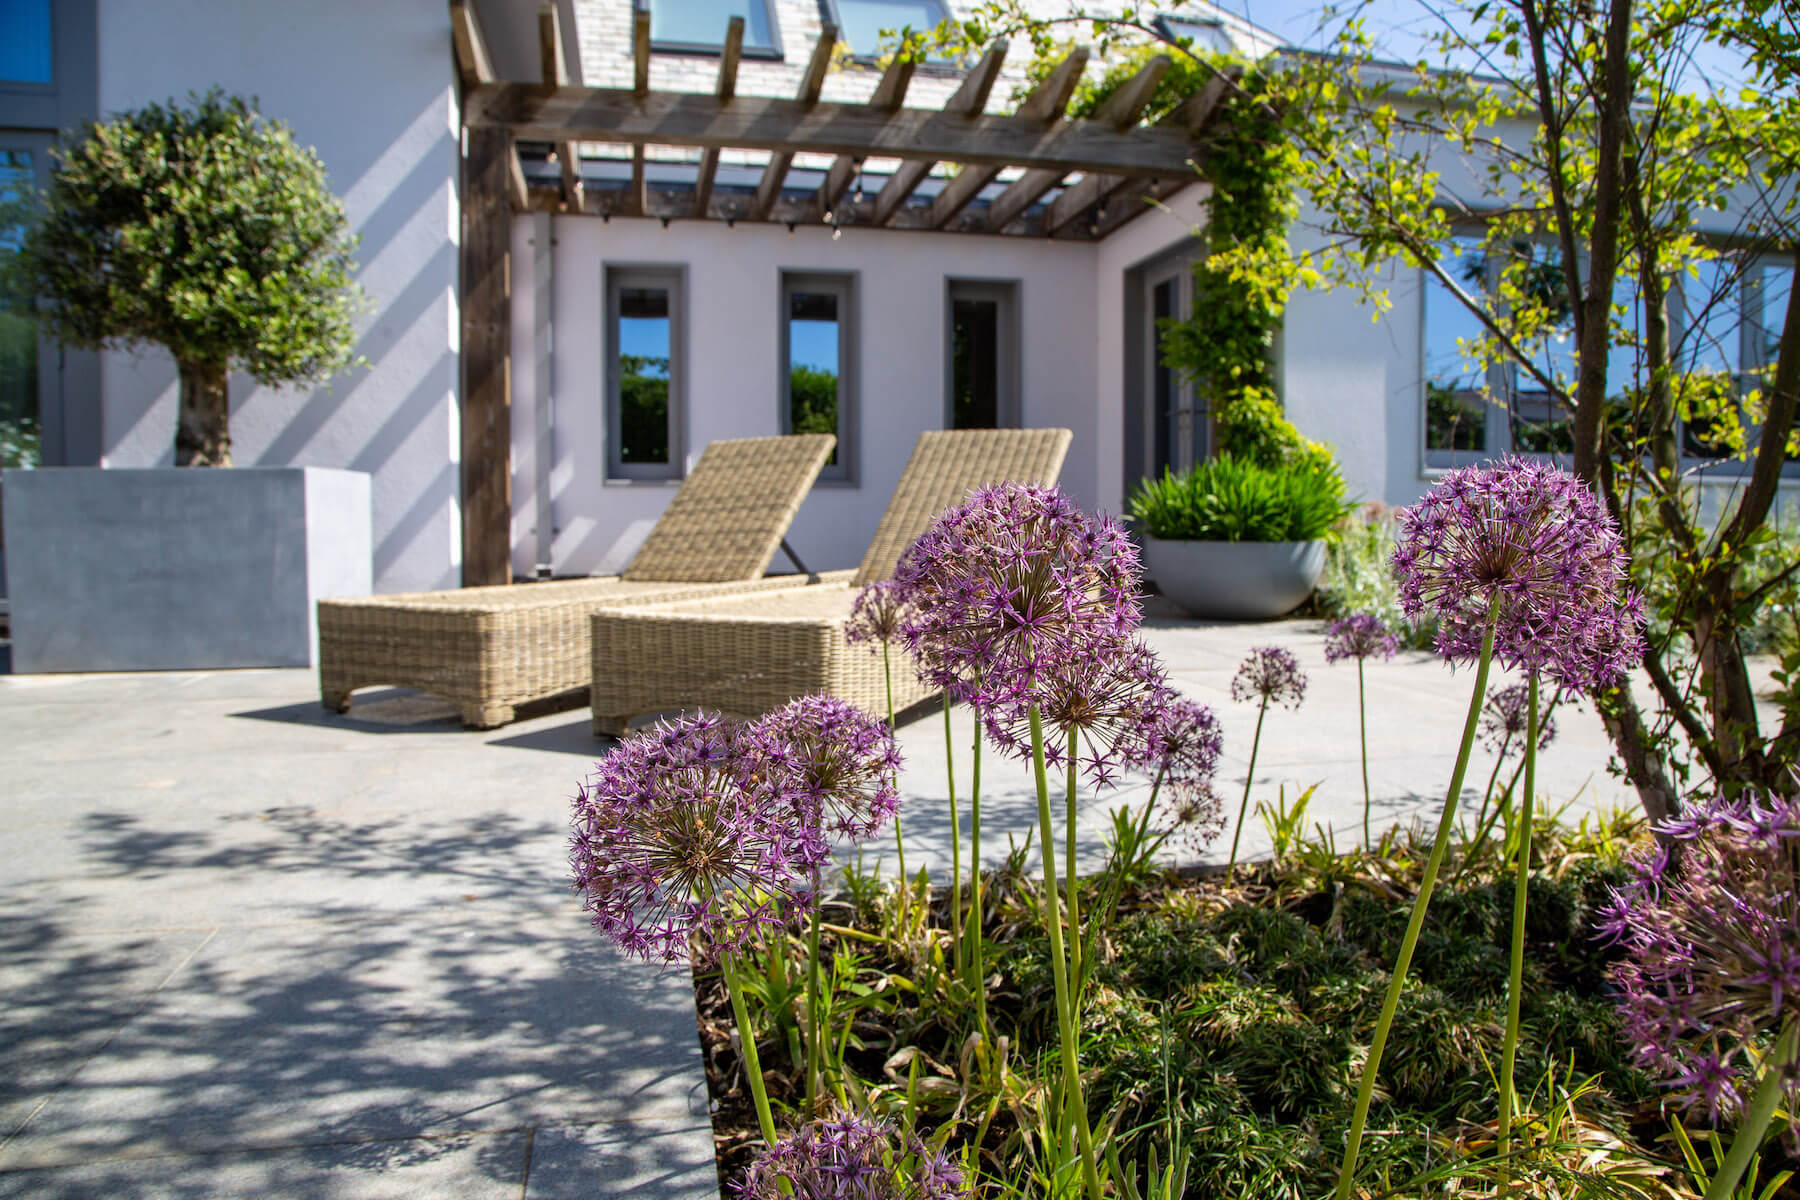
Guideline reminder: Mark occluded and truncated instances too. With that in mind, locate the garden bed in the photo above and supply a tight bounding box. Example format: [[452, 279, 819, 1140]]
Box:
[[693, 814, 1795, 1198]]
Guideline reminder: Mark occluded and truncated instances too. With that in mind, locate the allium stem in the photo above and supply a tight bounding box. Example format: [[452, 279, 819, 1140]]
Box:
[[1497, 671, 1538, 1171], [882, 643, 908, 915], [1064, 726, 1083, 992], [1227, 698, 1270, 875], [1703, 1018, 1800, 1200], [805, 883, 825, 1117], [723, 951, 780, 1150], [1358, 659, 1372, 846], [945, 693, 963, 960], [1332, 595, 1500, 1200], [1028, 704, 1102, 1200], [968, 725, 987, 1035]]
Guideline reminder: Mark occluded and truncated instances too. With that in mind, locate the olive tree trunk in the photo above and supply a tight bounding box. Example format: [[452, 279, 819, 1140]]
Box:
[[174, 359, 232, 467]]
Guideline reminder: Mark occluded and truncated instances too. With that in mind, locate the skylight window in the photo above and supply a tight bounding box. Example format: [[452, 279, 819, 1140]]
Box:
[[643, 0, 782, 58]]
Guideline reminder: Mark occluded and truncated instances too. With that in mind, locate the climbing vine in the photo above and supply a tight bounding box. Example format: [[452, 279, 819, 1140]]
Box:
[[1044, 46, 1331, 470]]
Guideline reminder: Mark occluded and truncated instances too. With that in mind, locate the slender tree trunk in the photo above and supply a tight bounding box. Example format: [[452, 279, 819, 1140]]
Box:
[[175, 359, 231, 467]]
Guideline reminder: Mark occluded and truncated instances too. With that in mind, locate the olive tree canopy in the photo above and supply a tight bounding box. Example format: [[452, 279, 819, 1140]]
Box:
[[26, 89, 360, 465]]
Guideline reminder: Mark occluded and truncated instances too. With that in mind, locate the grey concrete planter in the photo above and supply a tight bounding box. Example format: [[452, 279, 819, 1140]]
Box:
[[3, 467, 370, 672], [1141, 537, 1326, 620]]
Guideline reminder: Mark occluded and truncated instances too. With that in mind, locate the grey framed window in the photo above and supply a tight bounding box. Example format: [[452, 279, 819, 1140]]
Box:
[[946, 279, 1019, 430], [1673, 254, 1798, 469], [637, 0, 782, 59], [0, 0, 53, 84], [1421, 236, 1501, 469], [781, 272, 856, 483], [606, 265, 685, 481], [820, 0, 952, 60]]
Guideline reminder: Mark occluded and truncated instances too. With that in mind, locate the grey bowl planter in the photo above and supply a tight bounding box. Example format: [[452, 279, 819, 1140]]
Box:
[[1141, 537, 1326, 620]]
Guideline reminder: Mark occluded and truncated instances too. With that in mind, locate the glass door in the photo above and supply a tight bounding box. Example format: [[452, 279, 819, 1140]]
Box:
[[1144, 258, 1207, 479]]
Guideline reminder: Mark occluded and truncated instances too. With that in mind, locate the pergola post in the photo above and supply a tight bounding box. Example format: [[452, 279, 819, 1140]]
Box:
[[460, 124, 515, 588], [453, 0, 515, 587]]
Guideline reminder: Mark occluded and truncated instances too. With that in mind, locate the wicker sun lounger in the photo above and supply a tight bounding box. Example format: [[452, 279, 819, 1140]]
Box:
[[588, 427, 1073, 736], [318, 433, 835, 728]]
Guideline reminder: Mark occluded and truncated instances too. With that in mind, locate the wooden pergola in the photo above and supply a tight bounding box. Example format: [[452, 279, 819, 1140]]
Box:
[[448, 1, 1234, 584]]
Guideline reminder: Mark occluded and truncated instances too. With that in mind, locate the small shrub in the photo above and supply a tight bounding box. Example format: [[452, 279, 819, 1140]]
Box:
[[1128, 452, 1353, 542], [1313, 504, 1437, 648]]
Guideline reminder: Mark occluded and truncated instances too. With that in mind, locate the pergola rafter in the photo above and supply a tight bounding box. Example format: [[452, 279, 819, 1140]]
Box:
[[458, 19, 1234, 242]]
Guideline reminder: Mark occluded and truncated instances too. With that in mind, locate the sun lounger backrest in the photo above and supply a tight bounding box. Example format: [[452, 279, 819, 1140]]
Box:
[[623, 434, 836, 584], [851, 428, 1073, 586]]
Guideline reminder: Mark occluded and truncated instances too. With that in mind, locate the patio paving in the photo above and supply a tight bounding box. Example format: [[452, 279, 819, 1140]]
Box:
[[0, 615, 1774, 1198]]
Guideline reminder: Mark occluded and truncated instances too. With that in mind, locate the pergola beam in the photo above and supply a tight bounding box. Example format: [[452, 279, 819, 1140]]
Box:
[[872, 40, 1006, 226], [466, 77, 1200, 180], [449, 0, 495, 91], [537, 2, 582, 209], [1046, 70, 1233, 236], [817, 52, 914, 220], [926, 46, 1089, 229], [692, 15, 745, 219], [751, 24, 837, 221], [985, 53, 1169, 233]]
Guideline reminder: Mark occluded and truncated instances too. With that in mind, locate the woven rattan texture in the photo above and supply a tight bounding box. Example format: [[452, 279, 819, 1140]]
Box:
[[622, 434, 834, 583], [851, 427, 1072, 585], [317, 433, 834, 728], [587, 584, 938, 735], [590, 428, 1073, 734], [320, 574, 812, 728]]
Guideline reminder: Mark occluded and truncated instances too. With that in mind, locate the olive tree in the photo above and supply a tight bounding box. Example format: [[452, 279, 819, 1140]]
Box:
[[25, 90, 360, 466]]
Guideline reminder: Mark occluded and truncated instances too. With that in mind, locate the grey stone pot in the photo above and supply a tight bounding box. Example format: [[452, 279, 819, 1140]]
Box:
[[3, 467, 370, 671], [1141, 537, 1326, 620]]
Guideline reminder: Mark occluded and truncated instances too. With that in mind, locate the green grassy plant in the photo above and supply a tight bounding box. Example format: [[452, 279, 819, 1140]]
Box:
[[1128, 452, 1353, 543]]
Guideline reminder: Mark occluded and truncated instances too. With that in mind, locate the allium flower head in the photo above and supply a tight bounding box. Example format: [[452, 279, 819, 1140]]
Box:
[[1324, 613, 1400, 663], [894, 482, 1142, 701], [845, 580, 914, 650], [1599, 790, 1800, 1138], [1159, 778, 1228, 859], [980, 634, 1170, 789], [737, 1108, 969, 1199], [742, 695, 902, 847], [1479, 682, 1557, 757], [569, 712, 813, 963], [1231, 645, 1307, 710], [1128, 695, 1225, 792], [1390, 457, 1643, 693]]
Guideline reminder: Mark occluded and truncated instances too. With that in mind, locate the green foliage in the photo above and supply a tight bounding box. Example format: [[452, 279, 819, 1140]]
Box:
[[1312, 504, 1438, 649], [22, 89, 359, 383], [618, 353, 670, 465], [0, 414, 38, 469], [1127, 452, 1352, 542], [788, 364, 839, 464]]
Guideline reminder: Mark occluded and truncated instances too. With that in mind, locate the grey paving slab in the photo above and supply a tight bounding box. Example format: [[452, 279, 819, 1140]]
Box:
[[524, 1120, 719, 1199], [0, 913, 704, 1170], [0, 1130, 529, 1200]]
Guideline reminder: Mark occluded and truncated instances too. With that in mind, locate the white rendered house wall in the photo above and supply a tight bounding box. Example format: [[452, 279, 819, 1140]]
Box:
[[91, 0, 463, 594]]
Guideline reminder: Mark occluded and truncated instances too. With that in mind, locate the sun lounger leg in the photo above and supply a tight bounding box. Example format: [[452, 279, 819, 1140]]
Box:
[[592, 711, 629, 739], [462, 702, 514, 730], [321, 686, 353, 715]]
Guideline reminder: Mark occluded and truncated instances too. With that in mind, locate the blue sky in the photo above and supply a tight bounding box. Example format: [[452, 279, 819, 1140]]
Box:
[[1220, 0, 1753, 93]]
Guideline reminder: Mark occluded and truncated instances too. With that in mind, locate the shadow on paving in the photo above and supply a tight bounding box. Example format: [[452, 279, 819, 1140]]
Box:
[[0, 807, 707, 1192], [233, 687, 592, 736]]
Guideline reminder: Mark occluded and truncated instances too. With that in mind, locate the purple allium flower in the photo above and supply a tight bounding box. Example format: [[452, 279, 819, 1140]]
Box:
[[569, 712, 814, 964], [893, 482, 1142, 702], [1478, 682, 1557, 757], [1324, 613, 1400, 663], [1129, 695, 1226, 794], [736, 1108, 970, 1199], [1390, 457, 1643, 694], [1230, 645, 1307, 710], [979, 634, 1170, 789], [1160, 778, 1229, 859], [742, 695, 902, 846], [845, 580, 914, 650], [1600, 790, 1800, 1137]]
